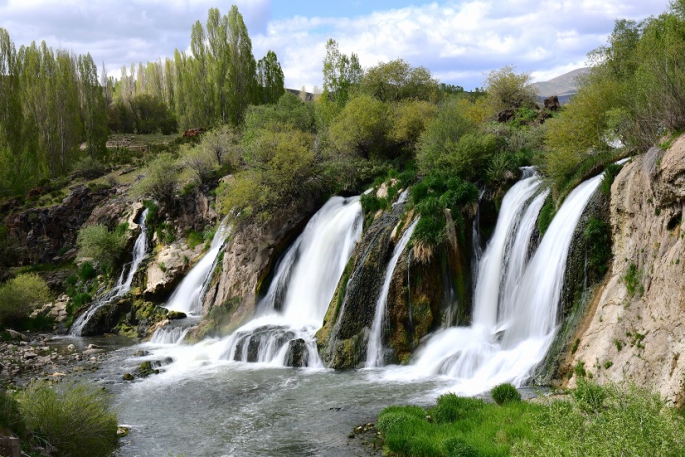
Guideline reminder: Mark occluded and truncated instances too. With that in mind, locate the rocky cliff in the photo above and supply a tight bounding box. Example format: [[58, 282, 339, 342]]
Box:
[[565, 138, 685, 402]]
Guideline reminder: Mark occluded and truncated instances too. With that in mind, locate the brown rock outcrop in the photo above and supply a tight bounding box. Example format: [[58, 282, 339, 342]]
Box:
[[566, 138, 685, 402]]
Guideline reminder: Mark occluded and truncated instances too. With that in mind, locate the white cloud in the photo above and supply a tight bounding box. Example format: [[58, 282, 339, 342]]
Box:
[[0, 0, 670, 90]]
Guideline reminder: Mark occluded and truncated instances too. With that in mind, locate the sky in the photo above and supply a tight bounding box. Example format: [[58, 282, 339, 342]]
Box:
[[0, 0, 672, 91]]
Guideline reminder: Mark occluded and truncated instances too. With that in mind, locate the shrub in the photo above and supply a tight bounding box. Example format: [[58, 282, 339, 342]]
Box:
[[430, 394, 484, 423], [19, 382, 118, 457], [491, 383, 521, 405], [79, 262, 97, 281], [131, 154, 180, 206], [0, 388, 26, 438], [443, 437, 478, 457], [584, 216, 612, 277], [572, 379, 607, 413], [76, 225, 128, 271], [624, 263, 643, 296], [72, 156, 105, 180], [483, 65, 538, 116], [0, 273, 51, 327]]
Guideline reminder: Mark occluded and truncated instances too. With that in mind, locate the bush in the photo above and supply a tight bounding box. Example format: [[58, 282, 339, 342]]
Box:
[[19, 382, 118, 457], [483, 65, 538, 116], [443, 437, 478, 457], [0, 273, 52, 327], [0, 388, 26, 439], [491, 383, 521, 405], [76, 225, 128, 271], [430, 394, 484, 423], [131, 153, 180, 206], [572, 379, 607, 413], [72, 156, 105, 180]]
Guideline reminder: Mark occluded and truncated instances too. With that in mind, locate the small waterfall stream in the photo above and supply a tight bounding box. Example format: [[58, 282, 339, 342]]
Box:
[[165, 220, 231, 316], [70, 208, 149, 336], [220, 196, 363, 366], [392, 171, 603, 394], [366, 219, 418, 368]]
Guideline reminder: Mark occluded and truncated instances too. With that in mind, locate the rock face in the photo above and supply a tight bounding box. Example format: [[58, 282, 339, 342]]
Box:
[[144, 242, 205, 299], [3, 184, 113, 266], [317, 205, 473, 369], [198, 199, 320, 336], [566, 139, 685, 403]]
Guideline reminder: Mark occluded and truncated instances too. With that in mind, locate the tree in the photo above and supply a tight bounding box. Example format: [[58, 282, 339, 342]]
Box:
[[226, 5, 258, 124], [322, 39, 363, 108], [484, 65, 538, 116], [257, 50, 285, 104], [78, 53, 108, 158], [131, 154, 180, 206], [328, 94, 390, 159], [360, 59, 439, 102]]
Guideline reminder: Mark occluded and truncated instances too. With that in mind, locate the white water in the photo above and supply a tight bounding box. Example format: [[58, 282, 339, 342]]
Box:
[[70, 209, 149, 336], [386, 172, 603, 395], [165, 221, 231, 316], [143, 196, 363, 372], [149, 325, 191, 345], [366, 219, 419, 368]]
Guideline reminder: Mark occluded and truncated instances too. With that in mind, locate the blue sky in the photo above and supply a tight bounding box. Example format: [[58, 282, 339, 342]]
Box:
[[0, 0, 671, 90]]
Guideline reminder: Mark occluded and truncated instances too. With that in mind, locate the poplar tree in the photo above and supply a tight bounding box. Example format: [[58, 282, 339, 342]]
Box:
[[226, 5, 257, 125], [257, 50, 285, 104]]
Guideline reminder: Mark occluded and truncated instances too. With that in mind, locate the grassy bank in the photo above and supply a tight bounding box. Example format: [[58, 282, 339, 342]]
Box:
[[377, 381, 685, 456]]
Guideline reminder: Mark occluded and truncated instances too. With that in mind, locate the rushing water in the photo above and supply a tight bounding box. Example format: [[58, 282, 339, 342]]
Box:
[[165, 220, 232, 316], [366, 219, 419, 368], [387, 172, 603, 395], [96, 174, 603, 454], [70, 209, 149, 336]]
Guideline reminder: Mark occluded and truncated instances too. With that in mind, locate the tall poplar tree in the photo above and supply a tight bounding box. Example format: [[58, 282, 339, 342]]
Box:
[[226, 5, 257, 125], [257, 50, 285, 104]]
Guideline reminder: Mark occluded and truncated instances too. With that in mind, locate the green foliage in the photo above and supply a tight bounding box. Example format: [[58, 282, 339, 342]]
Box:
[[0, 224, 20, 267], [411, 172, 478, 248], [624, 263, 643, 296], [574, 360, 587, 378], [328, 94, 390, 159], [0, 273, 51, 327], [77, 224, 128, 270], [131, 153, 180, 205], [359, 59, 439, 103], [380, 382, 685, 457], [71, 156, 105, 179], [584, 216, 612, 277], [19, 382, 118, 457], [483, 65, 538, 116], [0, 388, 26, 438], [538, 197, 556, 236], [321, 38, 363, 110], [218, 125, 316, 223], [257, 50, 285, 104], [79, 262, 97, 281], [491, 383, 522, 405], [600, 163, 623, 195]]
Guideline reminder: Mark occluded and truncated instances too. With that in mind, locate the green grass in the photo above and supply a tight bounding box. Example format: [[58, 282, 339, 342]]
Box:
[[378, 381, 685, 457]]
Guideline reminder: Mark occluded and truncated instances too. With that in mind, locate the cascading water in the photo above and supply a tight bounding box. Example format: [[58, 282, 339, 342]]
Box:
[[70, 208, 149, 336], [150, 326, 190, 345], [219, 196, 363, 366], [366, 219, 419, 368], [165, 220, 232, 316], [393, 171, 603, 395]]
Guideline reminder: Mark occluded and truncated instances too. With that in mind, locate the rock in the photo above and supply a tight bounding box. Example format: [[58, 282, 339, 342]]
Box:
[[66, 344, 76, 352], [497, 109, 516, 123], [23, 351, 37, 359], [543, 95, 561, 111], [136, 361, 159, 377], [167, 311, 187, 320], [144, 243, 202, 299], [6, 330, 28, 342], [123, 373, 134, 381], [566, 135, 685, 403], [82, 349, 105, 355], [133, 349, 150, 357], [117, 426, 130, 437], [285, 339, 309, 368]]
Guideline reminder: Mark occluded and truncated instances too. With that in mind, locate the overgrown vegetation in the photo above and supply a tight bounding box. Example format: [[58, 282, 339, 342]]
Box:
[[0, 273, 51, 328], [378, 381, 685, 456], [18, 382, 119, 457], [76, 223, 129, 271]]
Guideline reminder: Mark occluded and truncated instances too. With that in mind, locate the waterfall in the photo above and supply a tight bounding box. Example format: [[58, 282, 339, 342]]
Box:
[[70, 208, 149, 336], [165, 220, 231, 316], [150, 325, 191, 345], [220, 196, 363, 366], [366, 219, 419, 368], [401, 171, 602, 395]]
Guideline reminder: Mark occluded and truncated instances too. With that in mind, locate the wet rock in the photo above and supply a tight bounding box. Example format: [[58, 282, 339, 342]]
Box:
[[285, 339, 309, 368], [6, 330, 28, 342], [123, 373, 134, 381], [167, 311, 187, 320], [136, 361, 159, 377]]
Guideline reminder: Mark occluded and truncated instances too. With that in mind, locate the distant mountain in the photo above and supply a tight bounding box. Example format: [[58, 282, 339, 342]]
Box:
[[532, 67, 590, 103]]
